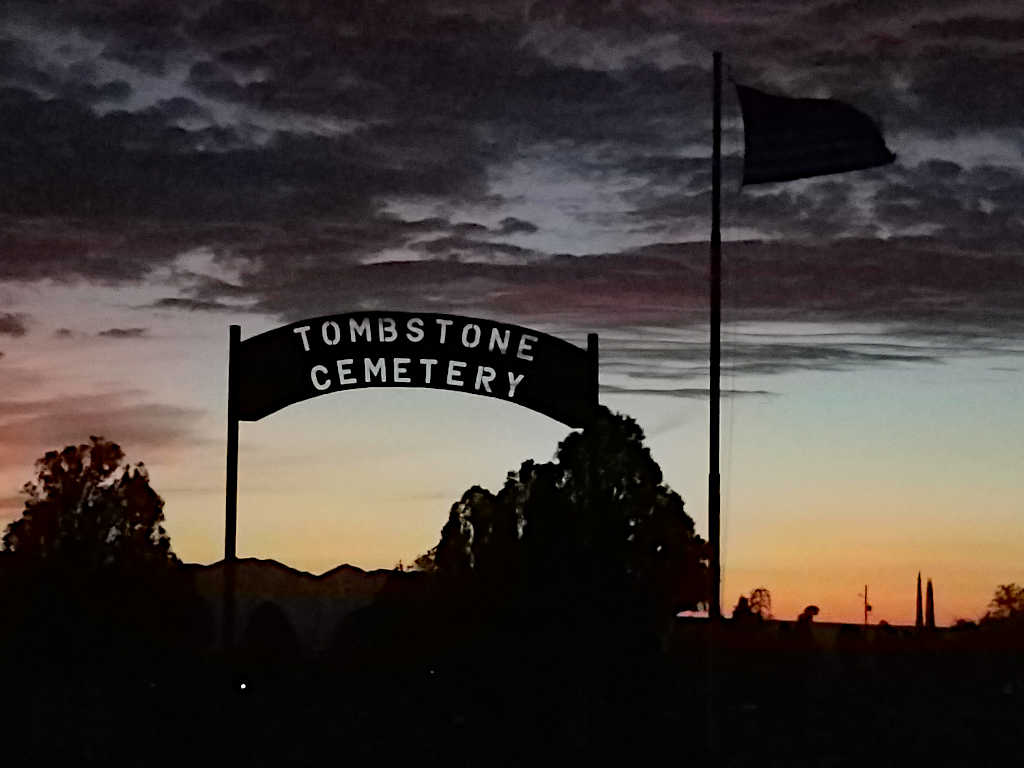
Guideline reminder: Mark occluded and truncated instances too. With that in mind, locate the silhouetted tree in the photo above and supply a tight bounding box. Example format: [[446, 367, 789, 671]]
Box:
[[925, 578, 935, 628], [3, 436, 175, 571], [426, 407, 707, 630], [797, 605, 819, 623], [732, 595, 752, 619], [983, 583, 1024, 623], [1, 437, 197, 672], [749, 587, 772, 620], [732, 588, 772, 622]]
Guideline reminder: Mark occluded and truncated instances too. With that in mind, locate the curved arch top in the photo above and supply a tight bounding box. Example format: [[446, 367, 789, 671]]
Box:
[[233, 311, 599, 428]]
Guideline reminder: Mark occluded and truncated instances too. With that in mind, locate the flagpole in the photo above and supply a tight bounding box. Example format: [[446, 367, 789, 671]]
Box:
[[704, 49, 723, 760], [709, 51, 722, 621], [223, 324, 240, 655]]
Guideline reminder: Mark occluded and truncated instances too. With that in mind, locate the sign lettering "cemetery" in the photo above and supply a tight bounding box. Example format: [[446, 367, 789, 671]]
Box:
[[234, 312, 598, 427]]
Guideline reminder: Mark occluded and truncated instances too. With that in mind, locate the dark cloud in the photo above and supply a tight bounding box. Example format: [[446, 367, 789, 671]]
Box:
[[187, 0, 293, 41], [498, 216, 539, 235], [158, 231, 1024, 385], [0, 33, 133, 105], [595, 333, 947, 386], [1, 0, 1017, 246], [62, 77, 133, 105], [98, 327, 148, 338], [0, 215, 194, 284], [601, 384, 775, 399], [411, 235, 537, 261], [0, 0, 1021, 388], [0, 313, 28, 336], [154, 96, 212, 123], [150, 298, 236, 312], [0, 391, 205, 476], [451, 222, 490, 237], [0, 88, 385, 220], [911, 15, 1024, 43]]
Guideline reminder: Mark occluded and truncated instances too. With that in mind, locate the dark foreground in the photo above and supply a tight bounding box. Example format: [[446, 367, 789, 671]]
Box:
[[3, 612, 1022, 768]]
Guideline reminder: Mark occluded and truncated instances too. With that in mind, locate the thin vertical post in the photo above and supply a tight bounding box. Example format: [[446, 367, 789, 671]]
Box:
[[584, 331, 600, 733], [586, 332, 600, 576], [223, 324, 240, 652], [706, 51, 723, 760], [709, 51, 722, 621], [921, 573, 929, 626], [587, 333, 599, 410]]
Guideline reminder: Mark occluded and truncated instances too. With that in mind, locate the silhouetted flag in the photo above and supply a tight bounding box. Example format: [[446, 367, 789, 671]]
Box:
[[737, 84, 895, 185]]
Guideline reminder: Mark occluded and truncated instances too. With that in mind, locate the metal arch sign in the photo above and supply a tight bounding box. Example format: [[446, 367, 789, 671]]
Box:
[[221, 311, 599, 649], [232, 311, 599, 428]]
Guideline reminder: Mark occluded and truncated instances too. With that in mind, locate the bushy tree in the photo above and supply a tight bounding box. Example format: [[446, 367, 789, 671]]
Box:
[[983, 583, 1024, 623], [733, 587, 772, 621], [749, 587, 772, 620], [426, 407, 708, 628], [2, 436, 175, 571], [1, 437, 204, 673]]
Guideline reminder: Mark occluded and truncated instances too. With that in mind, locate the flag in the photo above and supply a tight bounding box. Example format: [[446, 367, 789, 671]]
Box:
[[737, 84, 895, 185]]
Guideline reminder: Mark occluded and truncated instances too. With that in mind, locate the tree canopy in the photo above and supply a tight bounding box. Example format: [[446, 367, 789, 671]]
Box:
[[421, 407, 707, 628], [0, 437, 209, 673], [733, 587, 772, 621], [984, 583, 1024, 623], [2, 436, 175, 572]]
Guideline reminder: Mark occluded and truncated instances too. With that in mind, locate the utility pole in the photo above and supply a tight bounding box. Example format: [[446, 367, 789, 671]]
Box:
[[858, 585, 872, 626]]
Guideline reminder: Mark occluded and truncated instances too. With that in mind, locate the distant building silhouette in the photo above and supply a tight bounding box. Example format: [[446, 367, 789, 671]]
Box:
[[926, 578, 935, 629], [921, 573, 929, 626]]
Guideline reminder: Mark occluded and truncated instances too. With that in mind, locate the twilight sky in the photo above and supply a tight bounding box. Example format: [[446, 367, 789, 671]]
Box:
[[2, 0, 1022, 625]]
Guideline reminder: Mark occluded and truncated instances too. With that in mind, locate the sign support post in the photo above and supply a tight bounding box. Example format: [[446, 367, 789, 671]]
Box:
[[587, 333, 599, 407]]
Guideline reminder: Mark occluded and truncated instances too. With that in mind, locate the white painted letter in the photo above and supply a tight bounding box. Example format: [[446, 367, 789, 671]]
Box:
[[507, 371, 525, 398], [474, 366, 496, 393], [321, 321, 342, 346], [488, 327, 510, 354], [311, 365, 331, 391], [364, 357, 387, 383], [435, 318, 453, 344], [336, 358, 356, 385], [393, 357, 411, 383], [349, 317, 372, 342], [406, 317, 424, 342], [461, 323, 482, 348], [420, 358, 438, 384], [293, 325, 312, 352], [378, 317, 398, 342], [517, 334, 536, 361], [447, 360, 466, 387]]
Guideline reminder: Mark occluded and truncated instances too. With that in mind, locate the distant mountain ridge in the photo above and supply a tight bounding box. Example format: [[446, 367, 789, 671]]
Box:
[[186, 557, 425, 653]]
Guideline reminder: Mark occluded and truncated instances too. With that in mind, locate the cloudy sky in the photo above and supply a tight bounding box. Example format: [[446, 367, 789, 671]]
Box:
[[2, 0, 1022, 625]]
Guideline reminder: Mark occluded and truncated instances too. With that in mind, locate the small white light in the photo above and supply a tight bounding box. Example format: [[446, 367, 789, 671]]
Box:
[[240, 683, 247, 690]]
